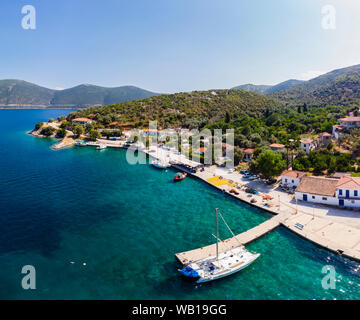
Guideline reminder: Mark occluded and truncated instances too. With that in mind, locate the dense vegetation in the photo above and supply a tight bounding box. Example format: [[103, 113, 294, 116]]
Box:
[[66, 89, 281, 129]]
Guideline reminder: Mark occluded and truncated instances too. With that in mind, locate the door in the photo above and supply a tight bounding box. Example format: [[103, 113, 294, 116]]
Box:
[[346, 190, 350, 198], [339, 199, 344, 206], [303, 194, 307, 201]]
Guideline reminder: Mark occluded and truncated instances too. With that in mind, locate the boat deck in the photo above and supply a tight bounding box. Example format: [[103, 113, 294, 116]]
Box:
[[175, 212, 290, 265]]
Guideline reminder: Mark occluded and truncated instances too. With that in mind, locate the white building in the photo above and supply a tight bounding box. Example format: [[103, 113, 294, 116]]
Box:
[[332, 116, 360, 140], [295, 176, 360, 208], [281, 170, 306, 189], [300, 139, 314, 154], [295, 176, 339, 206]]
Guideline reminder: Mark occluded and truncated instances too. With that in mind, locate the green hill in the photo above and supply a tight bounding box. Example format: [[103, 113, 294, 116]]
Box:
[[0, 80, 55, 106], [67, 89, 281, 128], [51, 84, 160, 106], [0, 80, 160, 107], [272, 64, 360, 106]]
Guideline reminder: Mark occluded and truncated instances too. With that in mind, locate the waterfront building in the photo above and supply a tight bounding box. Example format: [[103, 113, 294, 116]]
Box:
[[281, 170, 306, 189], [295, 176, 360, 208]]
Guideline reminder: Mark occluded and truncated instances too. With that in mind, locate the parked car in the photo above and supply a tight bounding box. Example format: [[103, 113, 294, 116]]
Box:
[[266, 178, 277, 185], [241, 170, 249, 175]]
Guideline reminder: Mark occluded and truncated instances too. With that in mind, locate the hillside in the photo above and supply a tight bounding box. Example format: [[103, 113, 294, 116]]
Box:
[[0, 80, 160, 107], [231, 84, 271, 94], [272, 64, 360, 106], [231, 79, 303, 95], [51, 84, 160, 106], [67, 89, 282, 128], [0, 80, 55, 106]]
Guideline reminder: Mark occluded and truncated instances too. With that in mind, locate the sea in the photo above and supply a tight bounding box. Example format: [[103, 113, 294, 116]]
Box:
[[0, 109, 359, 299]]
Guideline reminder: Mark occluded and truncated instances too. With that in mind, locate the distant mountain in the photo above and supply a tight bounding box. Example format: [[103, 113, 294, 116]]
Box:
[[0, 80, 55, 106], [231, 84, 271, 94], [265, 79, 304, 94], [231, 79, 303, 94], [272, 64, 360, 106], [0, 80, 160, 107]]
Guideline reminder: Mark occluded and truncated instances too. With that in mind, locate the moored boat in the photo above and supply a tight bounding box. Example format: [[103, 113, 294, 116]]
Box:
[[151, 159, 170, 169], [179, 208, 260, 283], [174, 172, 187, 182], [96, 144, 107, 150]]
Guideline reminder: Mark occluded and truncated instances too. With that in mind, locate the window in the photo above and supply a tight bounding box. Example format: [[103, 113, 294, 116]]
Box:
[[322, 197, 327, 201], [292, 180, 294, 183], [355, 190, 358, 197], [312, 196, 315, 199], [339, 189, 343, 195], [285, 178, 288, 183]]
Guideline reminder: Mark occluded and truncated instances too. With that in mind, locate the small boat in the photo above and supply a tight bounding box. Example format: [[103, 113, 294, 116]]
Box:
[[96, 144, 107, 150], [174, 172, 187, 182], [179, 208, 260, 283], [76, 141, 87, 147], [151, 159, 170, 169]]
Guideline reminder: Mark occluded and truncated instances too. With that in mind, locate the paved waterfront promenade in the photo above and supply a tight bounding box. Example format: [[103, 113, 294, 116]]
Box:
[[175, 212, 289, 265], [42, 135, 360, 263]]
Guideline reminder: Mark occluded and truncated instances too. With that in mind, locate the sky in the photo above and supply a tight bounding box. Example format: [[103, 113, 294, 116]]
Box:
[[1, 0, 360, 93]]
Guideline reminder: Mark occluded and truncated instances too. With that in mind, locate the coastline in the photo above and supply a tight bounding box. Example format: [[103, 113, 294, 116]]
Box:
[[31, 132, 360, 263]]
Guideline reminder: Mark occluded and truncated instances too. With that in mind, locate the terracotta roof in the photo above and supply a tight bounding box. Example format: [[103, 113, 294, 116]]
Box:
[[282, 170, 306, 179], [333, 125, 346, 131], [269, 143, 285, 149], [222, 142, 234, 149], [331, 172, 351, 179], [320, 132, 331, 137], [296, 176, 338, 196], [339, 117, 360, 122], [300, 138, 313, 144], [244, 148, 254, 154], [72, 117, 92, 122], [197, 147, 207, 153], [336, 177, 360, 190]]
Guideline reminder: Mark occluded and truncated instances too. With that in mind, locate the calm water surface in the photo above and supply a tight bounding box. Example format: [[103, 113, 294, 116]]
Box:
[[0, 109, 359, 299]]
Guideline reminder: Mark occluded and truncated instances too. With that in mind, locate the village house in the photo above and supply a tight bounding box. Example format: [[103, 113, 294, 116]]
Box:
[[295, 175, 360, 208], [194, 147, 207, 155], [295, 176, 339, 206], [141, 129, 159, 137], [281, 170, 306, 189], [300, 138, 314, 154], [269, 143, 285, 151], [319, 132, 332, 146], [242, 148, 254, 162], [72, 117, 93, 125], [332, 115, 360, 140]]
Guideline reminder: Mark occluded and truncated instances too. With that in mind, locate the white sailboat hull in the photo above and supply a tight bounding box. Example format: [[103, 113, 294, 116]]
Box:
[[196, 252, 260, 283]]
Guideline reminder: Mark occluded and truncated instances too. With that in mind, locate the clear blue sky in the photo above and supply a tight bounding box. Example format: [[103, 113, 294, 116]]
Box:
[[1, 0, 360, 93]]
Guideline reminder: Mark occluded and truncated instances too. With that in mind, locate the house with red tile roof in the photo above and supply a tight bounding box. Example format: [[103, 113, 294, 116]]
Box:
[[281, 170, 306, 188], [300, 138, 314, 154]]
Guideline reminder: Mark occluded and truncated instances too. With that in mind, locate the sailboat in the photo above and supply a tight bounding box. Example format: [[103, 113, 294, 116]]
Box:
[[151, 146, 170, 169], [179, 208, 260, 283]]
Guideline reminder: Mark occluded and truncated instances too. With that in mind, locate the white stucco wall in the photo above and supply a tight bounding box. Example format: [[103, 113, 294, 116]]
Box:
[[282, 176, 301, 188]]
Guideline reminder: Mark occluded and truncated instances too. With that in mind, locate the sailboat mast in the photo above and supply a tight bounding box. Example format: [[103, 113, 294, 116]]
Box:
[[215, 208, 219, 260]]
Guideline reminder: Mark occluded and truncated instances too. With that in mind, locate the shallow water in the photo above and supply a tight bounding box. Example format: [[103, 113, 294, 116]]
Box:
[[0, 109, 359, 299]]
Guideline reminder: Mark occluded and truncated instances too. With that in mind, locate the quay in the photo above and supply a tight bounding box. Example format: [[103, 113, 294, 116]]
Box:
[[37, 132, 360, 263], [175, 212, 290, 265]]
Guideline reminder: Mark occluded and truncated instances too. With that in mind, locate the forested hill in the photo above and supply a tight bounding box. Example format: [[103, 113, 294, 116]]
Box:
[[272, 64, 360, 106], [67, 89, 282, 128], [0, 80, 159, 107]]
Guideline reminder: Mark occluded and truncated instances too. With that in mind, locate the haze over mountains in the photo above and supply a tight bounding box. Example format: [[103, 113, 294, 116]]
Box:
[[0, 80, 160, 107]]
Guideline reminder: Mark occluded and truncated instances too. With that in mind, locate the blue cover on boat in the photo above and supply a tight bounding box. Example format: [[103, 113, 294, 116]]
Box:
[[179, 266, 199, 278]]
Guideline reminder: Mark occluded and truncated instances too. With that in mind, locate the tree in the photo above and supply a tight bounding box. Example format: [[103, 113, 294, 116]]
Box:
[[56, 128, 67, 138], [89, 129, 101, 141], [73, 125, 84, 138], [40, 126, 55, 136], [255, 150, 287, 178], [34, 122, 43, 131]]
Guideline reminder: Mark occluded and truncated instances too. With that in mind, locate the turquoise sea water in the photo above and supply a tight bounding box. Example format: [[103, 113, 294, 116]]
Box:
[[0, 109, 359, 300]]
